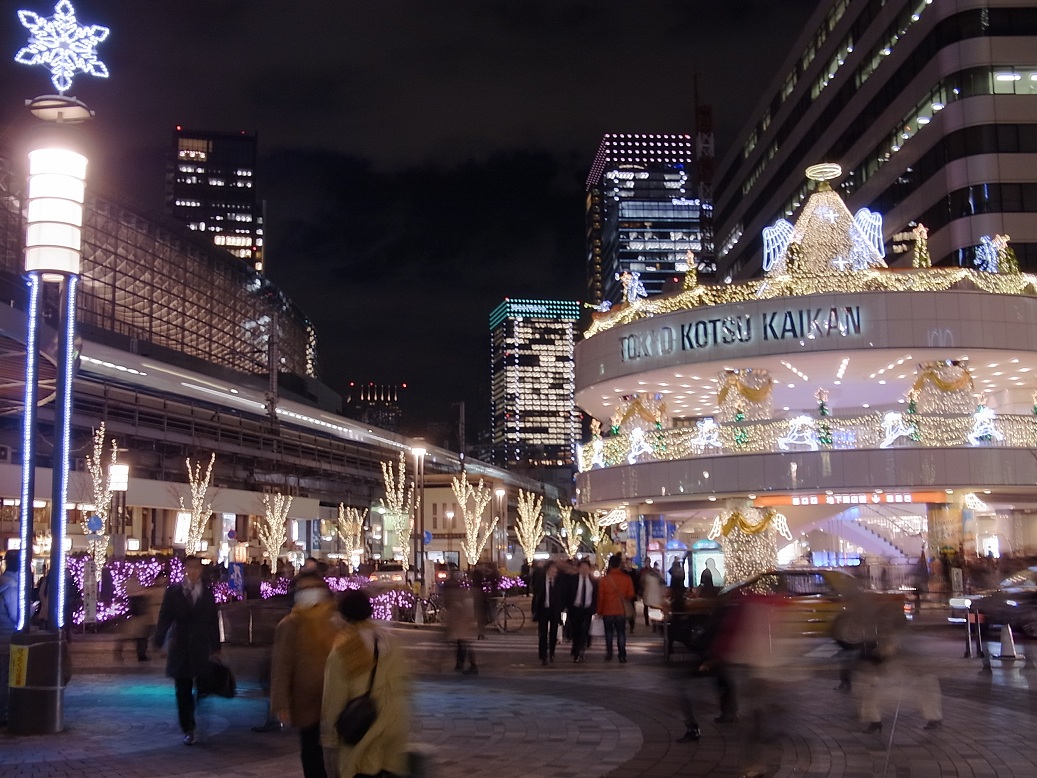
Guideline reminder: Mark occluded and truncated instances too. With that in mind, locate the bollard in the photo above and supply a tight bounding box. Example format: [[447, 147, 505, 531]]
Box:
[[7, 631, 68, 734]]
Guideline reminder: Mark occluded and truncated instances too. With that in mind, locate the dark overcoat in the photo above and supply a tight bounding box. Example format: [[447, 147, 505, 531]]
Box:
[[153, 582, 220, 678]]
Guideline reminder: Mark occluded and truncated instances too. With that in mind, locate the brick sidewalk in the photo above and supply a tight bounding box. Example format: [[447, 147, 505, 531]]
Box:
[[3, 624, 1035, 777]]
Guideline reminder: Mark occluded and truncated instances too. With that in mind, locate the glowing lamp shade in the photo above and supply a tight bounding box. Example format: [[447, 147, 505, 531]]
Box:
[[24, 147, 87, 279], [109, 463, 129, 492]]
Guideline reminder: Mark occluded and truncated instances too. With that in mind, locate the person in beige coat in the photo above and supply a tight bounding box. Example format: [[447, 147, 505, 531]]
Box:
[[321, 590, 411, 778], [271, 573, 342, 778]]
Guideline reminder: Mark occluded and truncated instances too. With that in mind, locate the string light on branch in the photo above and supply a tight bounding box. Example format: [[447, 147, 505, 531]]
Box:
[[514, 489, 545, 563]]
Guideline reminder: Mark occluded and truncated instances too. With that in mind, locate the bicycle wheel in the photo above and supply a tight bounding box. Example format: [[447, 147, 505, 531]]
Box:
[[423, 598, 441, 624], [497, 603, 524, 632]]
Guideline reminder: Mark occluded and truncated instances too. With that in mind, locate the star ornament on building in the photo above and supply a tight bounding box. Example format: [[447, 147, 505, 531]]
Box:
[[15, 0, 110, 95]]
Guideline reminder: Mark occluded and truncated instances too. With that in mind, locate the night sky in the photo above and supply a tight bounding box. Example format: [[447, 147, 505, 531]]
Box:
[[1, 0, 819, 444]]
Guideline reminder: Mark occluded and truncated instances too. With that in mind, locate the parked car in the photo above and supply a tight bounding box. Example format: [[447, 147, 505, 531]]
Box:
[[949, 566, 1037, 638], [654, 567, 909, 657], [367, 561, 408, 591]]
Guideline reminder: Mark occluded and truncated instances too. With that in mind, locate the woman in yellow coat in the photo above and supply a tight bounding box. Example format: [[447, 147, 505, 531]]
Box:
[[321, 590, 411, 778]]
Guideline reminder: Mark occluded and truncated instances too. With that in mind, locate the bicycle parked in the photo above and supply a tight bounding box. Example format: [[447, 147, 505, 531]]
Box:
[[488, 591, 524, 633]]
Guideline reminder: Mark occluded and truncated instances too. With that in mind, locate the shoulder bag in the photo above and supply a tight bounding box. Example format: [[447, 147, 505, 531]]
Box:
[[335, 639, 379, 745]]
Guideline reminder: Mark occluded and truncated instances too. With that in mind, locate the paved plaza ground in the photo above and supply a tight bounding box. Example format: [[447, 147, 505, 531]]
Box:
[[2, 612, 1036, 778]]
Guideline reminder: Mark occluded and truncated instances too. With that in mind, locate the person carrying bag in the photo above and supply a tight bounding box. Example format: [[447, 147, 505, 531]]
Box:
[[335, 640, 378, 745], [322, 591, 410, 778]]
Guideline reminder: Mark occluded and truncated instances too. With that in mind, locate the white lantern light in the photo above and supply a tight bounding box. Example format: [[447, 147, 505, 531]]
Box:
[[24, 146, 87, 279]]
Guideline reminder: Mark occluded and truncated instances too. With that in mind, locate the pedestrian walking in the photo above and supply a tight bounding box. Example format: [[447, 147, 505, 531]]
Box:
[[532, 561, 565, 665], [597, 554, 635, 663], [321, 590, 410, 778], [442, 570, 478, 674], [669, 556, 687, 612], [270, 573, 342, 778], [568, 559, 597, 662], [640, 562, 664, 629], [0, 549, 22, 727], [153, 557, 221, 745]]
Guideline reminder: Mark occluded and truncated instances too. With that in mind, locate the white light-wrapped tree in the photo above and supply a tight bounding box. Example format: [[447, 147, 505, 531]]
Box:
[[258, 492, 292, 563], [83, 423, 118, 620], [558, 501, 583, 559], [514, 489, 545, 565], [379, 452, 414, 570], [582, 515, 613, 570], [84, 423, 116, 568], [336, 503, 367, 573], [180, 453, 215, 555], [453, 472, 495, 567]]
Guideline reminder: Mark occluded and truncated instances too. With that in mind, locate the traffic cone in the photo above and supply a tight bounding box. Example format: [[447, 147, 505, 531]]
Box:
[[996, 624, 1019, 660]]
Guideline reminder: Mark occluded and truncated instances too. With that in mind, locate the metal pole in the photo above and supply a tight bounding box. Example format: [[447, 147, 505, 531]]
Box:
[[48, 275, 77, 631], [418, 454, 426, 588], [16, 272, 42, 631]]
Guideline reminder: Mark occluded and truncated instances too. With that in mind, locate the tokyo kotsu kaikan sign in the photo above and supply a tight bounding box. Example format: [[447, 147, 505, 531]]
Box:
[[619, 305, 862, 362]]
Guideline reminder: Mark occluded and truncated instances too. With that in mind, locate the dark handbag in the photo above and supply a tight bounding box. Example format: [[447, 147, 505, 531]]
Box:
[[199, 659, 237, 698], [335, 640, 379, 745]]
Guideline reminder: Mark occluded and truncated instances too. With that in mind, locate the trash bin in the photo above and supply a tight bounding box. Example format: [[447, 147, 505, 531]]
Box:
[[7, 630, 68, 734]]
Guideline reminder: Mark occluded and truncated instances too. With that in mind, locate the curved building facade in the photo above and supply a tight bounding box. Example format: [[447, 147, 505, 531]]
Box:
[[714, 0, 1037, 279], [576, 167, 1037, 572]]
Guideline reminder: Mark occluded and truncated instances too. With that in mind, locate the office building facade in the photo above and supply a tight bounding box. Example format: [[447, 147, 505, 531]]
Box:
[[166, 127, 264, 272], [714, 0, 1037, 279], [586, 134, 704, 306], [490, 299, 580, 468]]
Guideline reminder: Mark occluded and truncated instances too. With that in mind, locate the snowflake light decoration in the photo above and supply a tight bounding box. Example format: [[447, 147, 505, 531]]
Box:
[[15, 1, 110, 95]]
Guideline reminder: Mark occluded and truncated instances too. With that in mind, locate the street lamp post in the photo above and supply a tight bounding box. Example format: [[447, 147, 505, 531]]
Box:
[[494, 488, 506, 568], [109, 462, 128, 554], [10, 0, 110, 735], [446, 510, 454, 564], [412, 445, 426, 591]]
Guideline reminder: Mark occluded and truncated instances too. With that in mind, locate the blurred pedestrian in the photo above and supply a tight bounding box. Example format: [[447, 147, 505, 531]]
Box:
[[699, 558, 721, 598], [321, 590, 410, 778], [669, 556, 687, 612], [153, 557, 221, 746], [640, 562, 664, 629], [117, 571, 166, 661], [597, 554, 635, 663], [0, 549, 21, 727], [568, 559, 597, 663], [854, 596, 940, 733], [442, 570, 478, 675], [469, 565, 488, 640], [270, 572, 342, 778], [532, 561, 564, 665]]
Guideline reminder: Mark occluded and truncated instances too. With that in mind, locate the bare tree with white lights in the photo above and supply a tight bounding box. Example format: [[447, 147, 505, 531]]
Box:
[[336, 503, 367, 573], [83, 423, 118, 619], [583, 515, 613, 570], [514, 489, 545, 564], [258, 492, 292, 563], [379, 452, 414, 570], [452, 473, 495, 567], [558, 501, 583, 559], [180, 453, 215, 555]]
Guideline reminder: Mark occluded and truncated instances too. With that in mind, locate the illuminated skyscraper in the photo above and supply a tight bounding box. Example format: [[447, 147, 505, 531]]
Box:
[[166, 127, 264, 272], [490, 299, 580, 468], [586, 134, 704, 306]]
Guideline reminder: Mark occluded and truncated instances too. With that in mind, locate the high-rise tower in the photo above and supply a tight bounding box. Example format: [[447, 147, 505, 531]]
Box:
[[490, 298, 580, 468], [586, 134, 704, 306], [166, 127, 264, 273]]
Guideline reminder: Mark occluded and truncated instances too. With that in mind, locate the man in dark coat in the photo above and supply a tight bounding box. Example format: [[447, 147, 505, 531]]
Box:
[[154, 557, 221, 745], [567, 558, 598, 663], [531, 561, 566, 665]]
